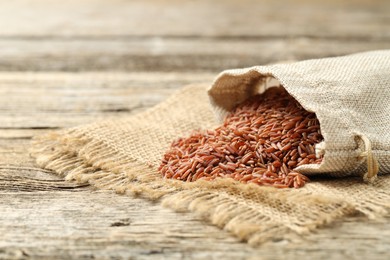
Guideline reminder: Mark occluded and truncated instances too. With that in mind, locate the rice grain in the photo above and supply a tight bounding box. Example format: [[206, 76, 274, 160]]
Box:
[[158, 87, 323, 188]]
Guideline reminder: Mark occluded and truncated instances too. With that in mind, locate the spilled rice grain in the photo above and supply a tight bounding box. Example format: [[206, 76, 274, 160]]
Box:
[[158, 87, 323, 188]]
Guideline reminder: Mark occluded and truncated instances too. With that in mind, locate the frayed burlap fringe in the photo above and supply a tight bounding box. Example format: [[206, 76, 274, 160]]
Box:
[[31, 85, 390, 245]]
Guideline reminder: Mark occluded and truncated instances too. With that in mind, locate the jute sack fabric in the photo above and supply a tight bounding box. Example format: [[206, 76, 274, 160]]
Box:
[[32, 50, 390, 245], [209, 50, 390, 181]]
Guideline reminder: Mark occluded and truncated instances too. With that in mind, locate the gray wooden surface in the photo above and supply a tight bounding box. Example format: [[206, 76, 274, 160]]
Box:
[[1, 1, 390, 259]]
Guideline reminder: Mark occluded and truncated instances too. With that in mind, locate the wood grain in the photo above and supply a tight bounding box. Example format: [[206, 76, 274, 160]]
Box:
[[1, 0, 389, 258], [0, 38, 389, 72], [1, 73, 390, 259], [0, 0, 389, 38], [1, 142, 390, 259], [0, 72, 214, 128], [0, 0, 389, 72]]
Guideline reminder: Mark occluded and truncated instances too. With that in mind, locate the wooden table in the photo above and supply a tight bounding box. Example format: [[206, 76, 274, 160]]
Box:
[[1, 1, 389, 259]]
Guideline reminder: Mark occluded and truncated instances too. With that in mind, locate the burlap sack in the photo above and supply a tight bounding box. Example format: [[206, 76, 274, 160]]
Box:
[[209, 50, 390, 181], [31, 50, 390, 245]]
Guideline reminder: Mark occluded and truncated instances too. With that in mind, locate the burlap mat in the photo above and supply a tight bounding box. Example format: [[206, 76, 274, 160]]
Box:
[[32, 84, 390, 245]]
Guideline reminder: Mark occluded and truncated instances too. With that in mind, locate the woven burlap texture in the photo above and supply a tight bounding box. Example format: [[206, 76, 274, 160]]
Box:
[[209, 50, 390, 179], [32, 51, 390, 245]]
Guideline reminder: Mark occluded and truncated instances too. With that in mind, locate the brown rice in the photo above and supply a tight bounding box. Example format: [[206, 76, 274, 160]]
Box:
[[158, 87, 323, 188]]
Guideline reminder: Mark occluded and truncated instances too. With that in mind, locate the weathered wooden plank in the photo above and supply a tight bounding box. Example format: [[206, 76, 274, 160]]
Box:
[[0, 129, 47, 139], [1, 134, 390, 258], [1, 0, 389, 258], [0, 0, 389, 39], [0, 1, 388, 72], [0, 72, 214, 128], [0, 38, 388, 71], [0, 82, 389, 259], [0, 190, 253, 260], [0, 173, 89, 192], [1, 167, 389, 259]]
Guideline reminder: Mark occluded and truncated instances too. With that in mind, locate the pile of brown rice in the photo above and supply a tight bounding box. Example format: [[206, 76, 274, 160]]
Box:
[[158, 87, 323, 188]]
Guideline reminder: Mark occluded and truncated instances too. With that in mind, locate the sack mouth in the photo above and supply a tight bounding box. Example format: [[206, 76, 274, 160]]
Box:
[[208, 70, 327, 175], [208, 69, 318, 118]]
